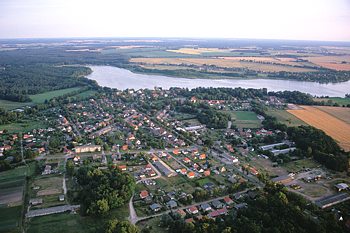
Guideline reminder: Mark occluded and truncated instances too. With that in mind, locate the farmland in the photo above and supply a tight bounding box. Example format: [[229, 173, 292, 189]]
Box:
[[315, 106, 350, 124], [26, 213, 97, 233], [130, 57, 317, 73], [288, 106, 350, 151], [0, 164, 36, 233], [305, 55, 350, 71]]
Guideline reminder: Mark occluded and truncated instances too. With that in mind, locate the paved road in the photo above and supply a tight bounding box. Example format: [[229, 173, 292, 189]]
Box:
[[132, 189, 250, 224]]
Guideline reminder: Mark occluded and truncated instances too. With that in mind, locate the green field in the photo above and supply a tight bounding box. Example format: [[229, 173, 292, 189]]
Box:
[[137, 217, 164, 233], [0, 99, 33, 111], [0, 164, 36, 233], [29, 87, 82, 104], [0, 206, 22, 233], [26, 213, 98, 233], [283, 159, 319, 173], [228, 111, 262, 128], [71, 90, 97, 99], [266, 109, 308, 127], [0, 119, 47, 133], [0, 87, 85, 110], [314, 97, 350, 106]]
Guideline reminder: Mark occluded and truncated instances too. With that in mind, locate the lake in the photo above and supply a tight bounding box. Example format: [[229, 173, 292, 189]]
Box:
[[87, 66, 350, 97]]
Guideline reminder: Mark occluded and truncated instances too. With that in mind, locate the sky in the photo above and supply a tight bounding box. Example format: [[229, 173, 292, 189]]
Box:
[[0, 0, 349, 41]]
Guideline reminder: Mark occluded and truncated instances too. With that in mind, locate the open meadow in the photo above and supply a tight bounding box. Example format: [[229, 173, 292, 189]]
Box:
[[288, 106, 350, 151], [266, 109, 308, 127]]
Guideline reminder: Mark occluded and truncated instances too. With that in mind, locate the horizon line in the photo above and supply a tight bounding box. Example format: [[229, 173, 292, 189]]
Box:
[[0, 36, 350, 44]]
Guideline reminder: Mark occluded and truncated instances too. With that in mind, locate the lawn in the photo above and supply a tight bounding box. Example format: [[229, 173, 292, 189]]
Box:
[[29, 87, 82, 104], [266, 108, 308, 127], [0, 206, 22, 233], [0, 119, 47, 133], [228, 111, 262, 128], [0, 87, 84, 110], [282, 159, 319, 173], [138, 216, 164, 233], [0, 99, 33, 111]]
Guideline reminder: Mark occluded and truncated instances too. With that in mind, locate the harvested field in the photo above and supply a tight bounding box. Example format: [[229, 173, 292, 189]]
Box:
[[219, 56, 300, 66], [288, 106, 350, 151], [33, 176, 63, 197], [305, 56, 350, 71], [166, 47, 229, 55], [0, 186, 23, 206], [315, 106, 350, 125], [131, 57, 316, 72]]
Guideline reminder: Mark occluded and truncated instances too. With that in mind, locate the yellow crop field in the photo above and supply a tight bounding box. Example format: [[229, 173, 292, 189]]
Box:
[[166, 47, 229, 55], [288, 106, 350, 151], [305, 56, 350, 71], [315, 106, 350, 125], [130, 57, 315, 72]]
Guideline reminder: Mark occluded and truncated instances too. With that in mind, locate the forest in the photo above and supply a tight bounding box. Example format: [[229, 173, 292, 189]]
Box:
[[0, 64, 95, 101], [74, 166, 135, 216]]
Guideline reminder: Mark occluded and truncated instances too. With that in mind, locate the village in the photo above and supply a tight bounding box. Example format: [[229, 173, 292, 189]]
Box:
[[1, 87, 350, 232]]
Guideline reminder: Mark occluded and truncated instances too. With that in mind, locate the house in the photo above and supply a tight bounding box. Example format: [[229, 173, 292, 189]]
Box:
[[145, 164, 152, 171], [208, 208, 228, 218], [149, 203, 161, 212], [335, 183, 349, 192], [187, 171, 195, 179], [173, 149, 180, 155], [187, 206, 199, 215], [204, 170, 211, 176], [153, 160, 177, 177], [29, 198, 43, 206], [59, 195, 65, 201], [200, 203, 212, 212], [42, 165, 52, 175], [183, 157, 191, 163], [234, 203, 248, 210], [140, 190, 149, 199], [219, 166, 226, 173], [148, 170, 156, 177], [167, 200, 178, 209], [185, 218, 194, 223], [199, 154, 206, 160], [177, 209, 187, 218], [122, 144, 128, 151], [118, 165, 127, 171], [212, 200, 224, 209], [224, 196, 234, 205], [249, 167, 259, 176], [180, 168, 187, 175], [75, 145, 102, 153]]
